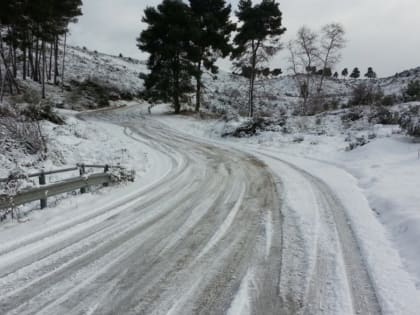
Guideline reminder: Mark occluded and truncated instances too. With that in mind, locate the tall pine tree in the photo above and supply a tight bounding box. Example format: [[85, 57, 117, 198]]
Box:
[[365, 67, 377, 79], [188, 0, 235, 112], [232, 0, 286, 117], [138, 0, 198, 114], [350, 67, 361, 79]]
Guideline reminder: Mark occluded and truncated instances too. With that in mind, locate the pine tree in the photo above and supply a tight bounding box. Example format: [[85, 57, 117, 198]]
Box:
[[0, 0, 82, 100], [271, 68, 282, 76], [350, 67, 360, 79], [364, 67, 377, 79], [138, 0, 198, 114], [317, 67, 332, 77], [189, 0, 235, 112], [232, 0, 286, 117], [341, 68, 348, 77]]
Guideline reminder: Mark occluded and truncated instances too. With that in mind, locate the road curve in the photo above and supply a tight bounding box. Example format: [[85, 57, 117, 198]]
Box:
[[0, 108, 284, 315], [249, 149, 382, 315], [0, 106, 382, 314]]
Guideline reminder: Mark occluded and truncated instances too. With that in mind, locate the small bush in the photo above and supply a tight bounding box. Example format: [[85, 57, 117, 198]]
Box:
[[368, 107, 398, 125], [398, 105, 420, 137], [381, 94, 396, 106], [403, 80, 420, 102], [222, 116, 286, 137], [21, 103, 64, 125], [0, 115, 46, 155], [0, 104, 13, 117], [346, 136, 368, 151], [349, 82, 383, 106], [341, 110, 362, 122], [68, 79, 110, 109], [120, 92, 134, 101]]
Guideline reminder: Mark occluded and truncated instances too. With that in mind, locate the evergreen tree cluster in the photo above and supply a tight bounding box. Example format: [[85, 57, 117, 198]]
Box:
[[341, 67, 377, 79], [350, 67, 361, 79], [364, 67, 377, 79], [0, 0, 83, 100], [138, 0, 286, 116]]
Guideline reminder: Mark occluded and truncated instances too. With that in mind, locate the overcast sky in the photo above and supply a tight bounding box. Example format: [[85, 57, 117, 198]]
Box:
[[69, 0, 420, 77]]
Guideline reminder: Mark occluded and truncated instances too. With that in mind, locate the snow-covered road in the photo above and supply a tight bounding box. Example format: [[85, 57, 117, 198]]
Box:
[[0, 107, 282, 314], [0, 106, 417, 314]]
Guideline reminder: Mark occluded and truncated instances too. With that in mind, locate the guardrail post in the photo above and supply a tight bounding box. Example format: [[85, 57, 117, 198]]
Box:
[[79, 164, 87, 194], [39, 171, 47, 209], [103, 165, 109, 187]]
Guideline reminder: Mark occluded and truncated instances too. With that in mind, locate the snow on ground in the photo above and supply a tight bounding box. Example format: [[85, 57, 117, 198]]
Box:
[[1, 106, 148, 180], [154, 104, 420, 308], [65, 46, 147, 96], [0, 105, 150, 224]]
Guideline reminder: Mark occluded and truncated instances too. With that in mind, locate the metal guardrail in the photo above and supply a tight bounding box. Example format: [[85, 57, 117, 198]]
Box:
[[0, 163, 132, 211]]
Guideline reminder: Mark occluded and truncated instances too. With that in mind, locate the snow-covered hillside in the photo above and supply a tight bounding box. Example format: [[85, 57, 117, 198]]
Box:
[[65, 46, 147, 98], [1, 47, 149, 194]]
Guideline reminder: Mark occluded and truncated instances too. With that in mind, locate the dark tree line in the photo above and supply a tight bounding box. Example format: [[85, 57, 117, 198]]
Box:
[[138, 0, 286, 116], [0, 0, 82, 100], [341, 67, 377, 79]]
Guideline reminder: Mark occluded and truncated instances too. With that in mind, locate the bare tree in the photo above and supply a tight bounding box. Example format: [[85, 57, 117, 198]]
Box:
[[316, 23, 346, 93], [288, 26, 319, 111], [288, 23, 346, 114]]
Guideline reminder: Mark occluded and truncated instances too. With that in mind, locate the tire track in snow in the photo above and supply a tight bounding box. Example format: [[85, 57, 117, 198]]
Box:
[[0, 107, 283, 315], [253, 150, 381, 315]]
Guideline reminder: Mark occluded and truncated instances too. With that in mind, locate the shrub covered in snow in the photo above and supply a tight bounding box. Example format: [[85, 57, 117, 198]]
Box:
[[403, 80, 420, 102], [221, 116, 287, 138], [368, 107, 398, 125], [397, 105, 420, 137], [0, 105, 47, 155], [348, 82, 384, 106]]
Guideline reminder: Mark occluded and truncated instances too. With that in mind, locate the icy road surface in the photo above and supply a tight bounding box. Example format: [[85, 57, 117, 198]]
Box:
[[0, 106, 391, 314]]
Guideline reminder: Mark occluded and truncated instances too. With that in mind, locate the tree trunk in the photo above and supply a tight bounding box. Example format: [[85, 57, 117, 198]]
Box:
[[0, 35, 19, 96], [0, 72, 6, 102], [28, 38, 34, 78], [42, 40, 46, 99], [248, 42, 258, 118], [173, 55, 180, 114], [48, 42, 53, 81], [54, 36, 59, 85], [61, 32, 67, 92], [34, 39, 39, 82], [12, 46, 17, 78], [195, 60, 202, 112], [0, 44, 3, 84], [22, 47, 27, 80]]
